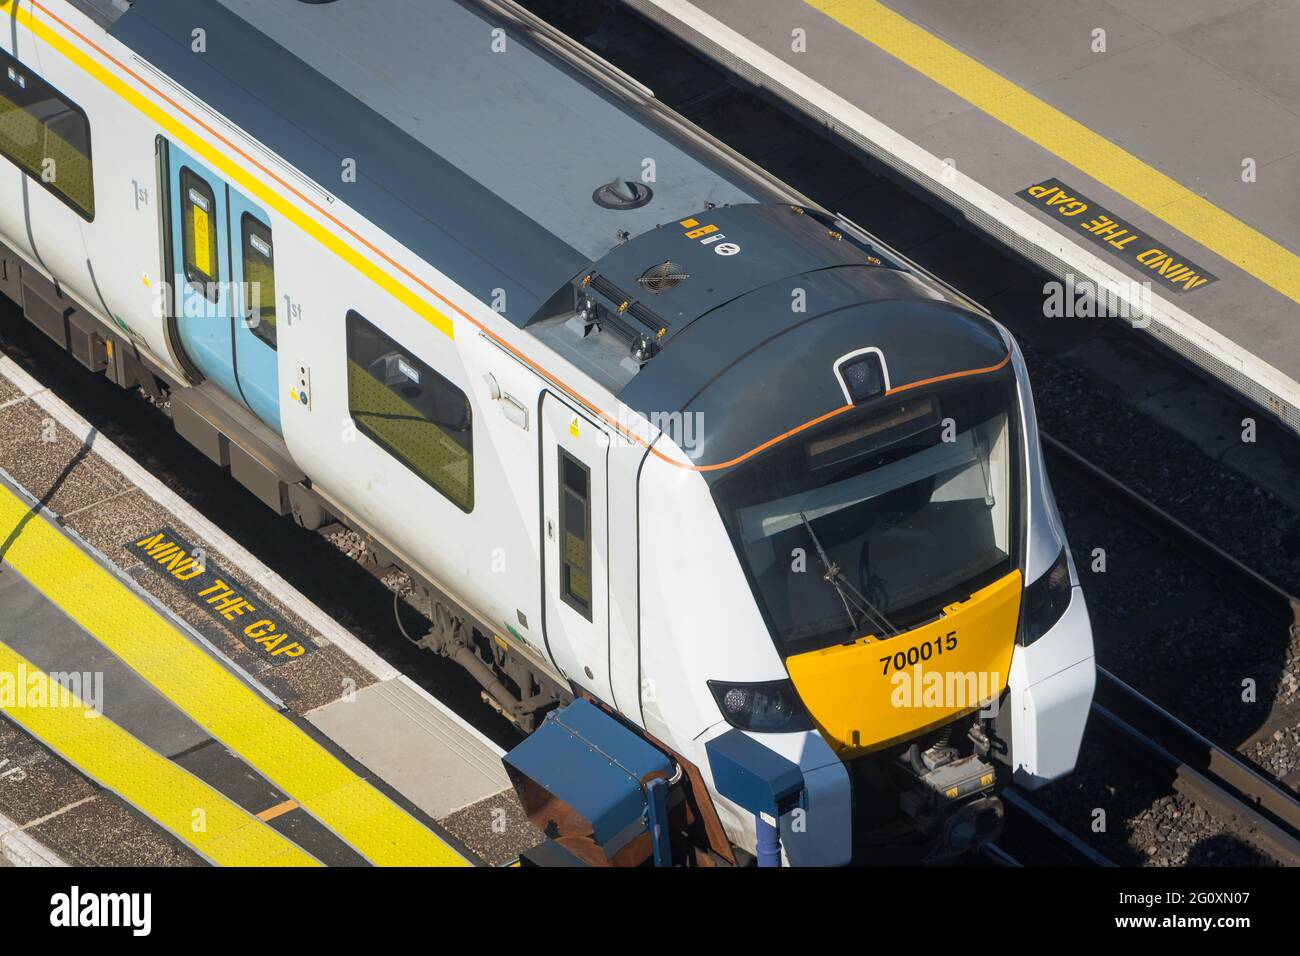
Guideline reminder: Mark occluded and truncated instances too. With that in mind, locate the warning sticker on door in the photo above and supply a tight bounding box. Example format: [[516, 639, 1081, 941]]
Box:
[[191, 203, 212, 277]]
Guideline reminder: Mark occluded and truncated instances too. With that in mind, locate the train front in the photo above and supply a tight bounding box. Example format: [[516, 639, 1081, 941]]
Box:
[[614, 205, 1096, 865]]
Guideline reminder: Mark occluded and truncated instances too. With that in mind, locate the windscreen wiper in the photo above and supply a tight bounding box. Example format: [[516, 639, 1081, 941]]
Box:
[[798, 511, 899, 639]]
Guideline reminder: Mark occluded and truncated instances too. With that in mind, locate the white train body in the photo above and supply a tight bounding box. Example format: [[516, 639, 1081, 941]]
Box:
[[0, 0, 1094, 865]]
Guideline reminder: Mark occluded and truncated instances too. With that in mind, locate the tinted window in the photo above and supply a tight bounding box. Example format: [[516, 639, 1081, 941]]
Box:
[[241, 214, 276, 349], [346, 310, 473, 511], [0, 49, 94, 219], [712, 373, 1019, 655], [559, 449, 592, 619]]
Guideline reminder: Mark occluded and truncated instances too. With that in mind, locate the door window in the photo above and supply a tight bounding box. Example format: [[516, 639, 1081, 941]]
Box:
[[179, 167, 219, 301], [559, 449, 592, 620], [240, 213, 276, 349]]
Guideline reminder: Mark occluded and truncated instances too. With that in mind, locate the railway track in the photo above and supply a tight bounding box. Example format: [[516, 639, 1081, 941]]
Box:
[[1024, 436, 1300, 865], [993, 665, 1300, 867], [1042, 433, 1300, 777], [996, 788, 1116, 867], [1091, 667, 1300, 866], [1042, 433, 1298, 615]]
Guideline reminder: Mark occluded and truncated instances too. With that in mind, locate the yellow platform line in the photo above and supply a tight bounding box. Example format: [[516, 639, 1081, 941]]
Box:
[[0, 642, 318, 866], [0, 487, 467, 867], [808, 0, 1300, 306]]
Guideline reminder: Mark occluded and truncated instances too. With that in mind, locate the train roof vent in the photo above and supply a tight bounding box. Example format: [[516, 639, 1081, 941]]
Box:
[[593, 178, 653, 210], [637, 260, 688, 294]]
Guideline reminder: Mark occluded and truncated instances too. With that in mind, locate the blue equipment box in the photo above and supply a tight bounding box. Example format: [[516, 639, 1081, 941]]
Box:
[[503, 699, 674, 864]]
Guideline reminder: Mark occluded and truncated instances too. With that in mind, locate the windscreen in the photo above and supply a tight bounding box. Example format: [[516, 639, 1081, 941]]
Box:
[[712, 373, 1019, 656]]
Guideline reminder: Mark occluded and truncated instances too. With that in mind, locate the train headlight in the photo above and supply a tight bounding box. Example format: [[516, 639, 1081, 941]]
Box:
[[1020, 548, 1073, 645], [707, 679, 813, 732]]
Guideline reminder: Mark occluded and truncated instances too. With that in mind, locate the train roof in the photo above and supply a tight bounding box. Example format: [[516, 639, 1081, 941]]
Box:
[[111, 0, 760, 325], [107, 0, 1008, 462], [607, 205, 1011, 470]]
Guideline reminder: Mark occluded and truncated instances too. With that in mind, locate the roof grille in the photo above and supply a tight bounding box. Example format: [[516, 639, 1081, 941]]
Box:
[[637, 260, 688, 294], [627, 302, 666, 334], [588, 274, 627, 307]]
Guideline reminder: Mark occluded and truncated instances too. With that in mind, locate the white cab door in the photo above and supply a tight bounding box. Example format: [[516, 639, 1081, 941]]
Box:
[[541, 392, 612, 702]]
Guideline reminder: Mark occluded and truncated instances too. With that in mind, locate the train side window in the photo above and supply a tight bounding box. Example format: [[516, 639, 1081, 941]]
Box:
[[0, 48, 94, 220], [345, 310, 473, 512], [240, 214, 276, 349], [179, 168, 219, 302], [558, 449, 592, 620]]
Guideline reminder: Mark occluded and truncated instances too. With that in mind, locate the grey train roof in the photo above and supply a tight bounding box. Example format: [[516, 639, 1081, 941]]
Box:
[[609, 205, 1009, 473], [108, 0, 1010, 470], [110, 0, 758, 324]]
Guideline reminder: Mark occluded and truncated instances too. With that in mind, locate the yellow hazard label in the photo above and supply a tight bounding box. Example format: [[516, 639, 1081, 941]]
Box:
[[685, 224, 717, 239], [569, 417, 580, 438], [679, 218, 699, 228], [191, 203, 212, 277]]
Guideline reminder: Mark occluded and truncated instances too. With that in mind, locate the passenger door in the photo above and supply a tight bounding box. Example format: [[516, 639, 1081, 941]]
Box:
[[540, 393, 612, 702], [160, 138, 281, 431], [228, 194, 279, 427]]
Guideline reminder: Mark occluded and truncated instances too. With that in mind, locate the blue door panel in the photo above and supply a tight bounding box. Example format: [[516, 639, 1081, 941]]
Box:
[[228, 191, 281, 431], [165, 139, 281, 433], [167, 143, 241, 401]]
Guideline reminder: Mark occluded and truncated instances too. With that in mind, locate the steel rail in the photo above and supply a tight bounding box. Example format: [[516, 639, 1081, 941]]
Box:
[[1093, 668, 1300, 866], [1001, 788, 1117, 867]]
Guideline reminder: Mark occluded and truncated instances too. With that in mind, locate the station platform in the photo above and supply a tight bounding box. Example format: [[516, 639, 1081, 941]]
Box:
[[0, 356, 537, 866], [622, 0, 1300, 435]]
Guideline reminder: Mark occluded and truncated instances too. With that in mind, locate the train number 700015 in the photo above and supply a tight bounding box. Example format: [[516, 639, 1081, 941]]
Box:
[[879, 631, 958, 675]]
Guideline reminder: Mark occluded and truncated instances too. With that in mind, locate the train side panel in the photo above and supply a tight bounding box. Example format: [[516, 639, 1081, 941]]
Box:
[[2, 0, 588, 687], [0, 11, 99, 335]]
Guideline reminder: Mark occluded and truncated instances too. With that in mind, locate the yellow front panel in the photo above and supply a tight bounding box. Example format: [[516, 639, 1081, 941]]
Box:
[[786, 570, 1022, 756]]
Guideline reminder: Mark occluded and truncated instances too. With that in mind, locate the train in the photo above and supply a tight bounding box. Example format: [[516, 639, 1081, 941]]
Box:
[[0, 0, 1095, 866]]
